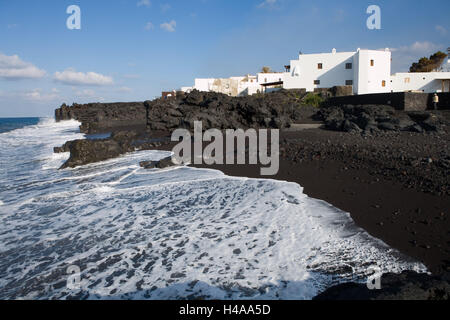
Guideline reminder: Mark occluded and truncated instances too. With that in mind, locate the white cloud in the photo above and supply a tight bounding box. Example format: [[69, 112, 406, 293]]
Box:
[[160, 20, 176, 32], [24, 89, 59, 102], [435, 25, 447, 36], [391, 41, 441, 54], [0, 52, 46, 80], [257, 0, 277, 9], [54, 69, 113, 86], [390, 41, 444, 73], [145, 22, 154, 31], [137, 0, 151, 8]]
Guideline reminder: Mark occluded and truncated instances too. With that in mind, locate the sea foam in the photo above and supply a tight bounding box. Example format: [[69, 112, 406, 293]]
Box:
[[0, 118, 426, 300]]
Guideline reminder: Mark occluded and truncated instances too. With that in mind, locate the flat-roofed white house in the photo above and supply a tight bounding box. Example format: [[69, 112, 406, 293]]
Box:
[[283, 48, 392, 95], [186, 74, 280, 97], [390, 72, 450, 93], [179, 48, 449, 97]]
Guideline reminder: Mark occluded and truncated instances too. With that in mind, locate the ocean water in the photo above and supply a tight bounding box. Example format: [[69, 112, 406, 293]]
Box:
[[0, 118, 426, 300], [0, 118, 40, 134]]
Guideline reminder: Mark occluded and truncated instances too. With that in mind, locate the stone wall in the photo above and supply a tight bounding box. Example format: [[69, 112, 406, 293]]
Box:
[[324, 92, 450, 111]]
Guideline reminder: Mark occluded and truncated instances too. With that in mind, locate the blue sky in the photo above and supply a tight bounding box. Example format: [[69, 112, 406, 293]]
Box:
[[0, 0, 449, 117]]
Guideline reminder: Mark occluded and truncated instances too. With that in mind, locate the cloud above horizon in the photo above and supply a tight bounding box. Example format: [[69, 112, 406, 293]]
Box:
[[390, 41, 445, 73], [54, 69, 114, 86], [257, 0, 278, 9], [137, 0, 151, 8], [160, 20, 176, 32], [0, 52, 46, 80]]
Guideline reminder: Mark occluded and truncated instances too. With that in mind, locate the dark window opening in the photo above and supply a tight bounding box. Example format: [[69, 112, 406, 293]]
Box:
[[345, 63, 352, 69], [314, 80, 320, 85], [345, 80, 353, 86], [318, 63, 323, 70]]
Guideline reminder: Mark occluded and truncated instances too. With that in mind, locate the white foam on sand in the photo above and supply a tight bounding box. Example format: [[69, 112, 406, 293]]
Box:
[[0, 119, 427, 300]]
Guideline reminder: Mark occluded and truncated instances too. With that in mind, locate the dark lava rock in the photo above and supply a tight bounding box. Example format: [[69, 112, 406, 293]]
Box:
[[139, 156, 176, 170], [60, 139, 123, 169], [313, 271, 450, 300], [145, 89, 313, 131], [59, 130, 166, 169], [55, 102, 147, 134], [53, 141, 74, 153], [318, 105, 447, 134]]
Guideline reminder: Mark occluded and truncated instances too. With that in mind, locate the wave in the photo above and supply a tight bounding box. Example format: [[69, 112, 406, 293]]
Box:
[[0, 119, 426, 300]]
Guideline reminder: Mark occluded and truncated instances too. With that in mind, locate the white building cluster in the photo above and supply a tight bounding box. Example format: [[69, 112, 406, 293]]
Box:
[[179, 48, 450, 97]]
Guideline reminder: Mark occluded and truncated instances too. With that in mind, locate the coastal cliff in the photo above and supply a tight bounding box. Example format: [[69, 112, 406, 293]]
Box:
[[55, 101, 147, 133]]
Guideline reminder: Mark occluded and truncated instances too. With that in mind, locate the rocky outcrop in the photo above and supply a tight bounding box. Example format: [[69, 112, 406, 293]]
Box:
[[55, 102, 147, 134], [145, 89, 312, 131], [139, 156, 176, 170], [59, 131, 169, 169], [314, 271, 450, 300], [317, 105, 447, 133]]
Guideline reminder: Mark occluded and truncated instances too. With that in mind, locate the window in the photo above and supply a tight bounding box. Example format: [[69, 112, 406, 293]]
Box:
[[345, 63, 352, 69], [382, 80, 386, 87], [264, 78, 267, 82], [314, 80, 320, 85], [370, 60, 374, 67], [318, 63, 323, 70], [404, 77, 410, 83], [345, 80, 353, 86]]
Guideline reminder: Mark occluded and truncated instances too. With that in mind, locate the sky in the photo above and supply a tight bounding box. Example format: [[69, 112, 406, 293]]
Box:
[[0, 0, 449, 117]]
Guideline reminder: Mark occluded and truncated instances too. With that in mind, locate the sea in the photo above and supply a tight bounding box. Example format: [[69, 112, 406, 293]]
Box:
[[0, 117, 426, 300]]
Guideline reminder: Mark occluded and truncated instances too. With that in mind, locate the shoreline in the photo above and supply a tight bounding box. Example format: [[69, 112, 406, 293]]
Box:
[[151, 127, 449, 275]]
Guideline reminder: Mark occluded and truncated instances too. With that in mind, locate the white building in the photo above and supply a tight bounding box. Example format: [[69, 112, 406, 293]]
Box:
[[390, 72, 450, 93], [284, 48, 392, 95], [183, 73, 283, 97], [180, 48, 449, 97]]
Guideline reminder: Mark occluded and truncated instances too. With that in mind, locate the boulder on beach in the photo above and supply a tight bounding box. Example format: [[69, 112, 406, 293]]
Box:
[[139, 156, 176, 170]]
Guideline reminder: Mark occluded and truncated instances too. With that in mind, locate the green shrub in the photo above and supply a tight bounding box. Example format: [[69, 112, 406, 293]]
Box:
[[302, 93, 323, 108]]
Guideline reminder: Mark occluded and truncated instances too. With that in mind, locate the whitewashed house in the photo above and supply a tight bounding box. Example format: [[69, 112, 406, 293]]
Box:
[[390, 72, 450, 93], [283, 48, 392, 95], [179, 48, 449, 97]]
